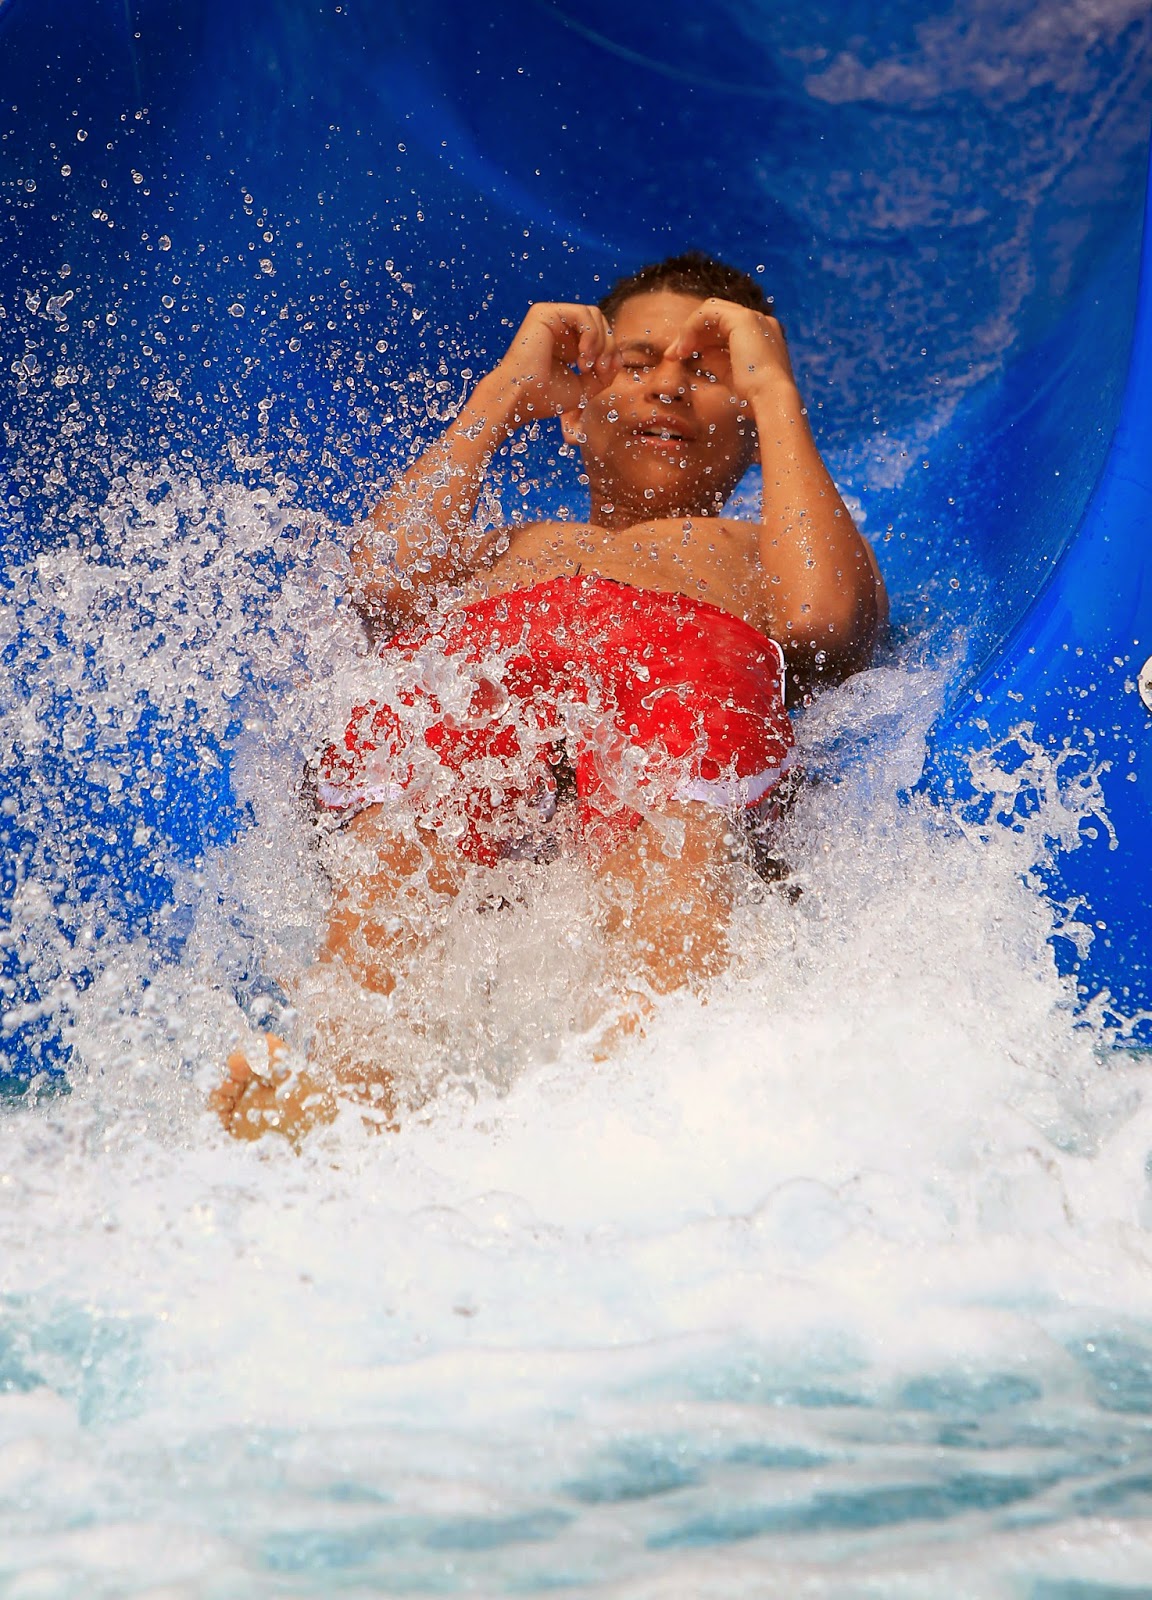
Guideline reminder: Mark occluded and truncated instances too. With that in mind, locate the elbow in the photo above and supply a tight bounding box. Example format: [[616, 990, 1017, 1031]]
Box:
[[786, 589, 877, 663], [349, 528, 409, 635], [778, 586, 881, 702]]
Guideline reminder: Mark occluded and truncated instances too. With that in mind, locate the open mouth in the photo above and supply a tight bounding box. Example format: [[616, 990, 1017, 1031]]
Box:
[[634, 424, 692, 445]]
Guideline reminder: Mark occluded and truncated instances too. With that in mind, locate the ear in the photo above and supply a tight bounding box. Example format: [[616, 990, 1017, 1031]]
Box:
[[560, 408, 587, 448]]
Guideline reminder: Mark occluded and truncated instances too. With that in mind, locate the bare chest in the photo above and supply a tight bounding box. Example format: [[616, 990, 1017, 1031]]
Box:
[[456, 517, 768, 630]]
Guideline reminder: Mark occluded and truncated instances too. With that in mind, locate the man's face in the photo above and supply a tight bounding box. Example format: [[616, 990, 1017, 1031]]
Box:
[[564, 289, 755, 519]]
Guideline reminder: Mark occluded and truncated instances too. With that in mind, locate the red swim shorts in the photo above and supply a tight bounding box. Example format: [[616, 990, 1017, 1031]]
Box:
[[314, 576, 795, 864]]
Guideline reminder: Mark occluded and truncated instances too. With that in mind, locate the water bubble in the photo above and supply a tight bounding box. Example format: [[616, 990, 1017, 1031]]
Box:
[[60, 165, 71, 177], [259, 260, 274, 274], [105, 312, 117, 326], [157, 235, 171, 252], [228, 303, 245, 318], [76, 128, 87, 141], [161, 295, 174, 309]]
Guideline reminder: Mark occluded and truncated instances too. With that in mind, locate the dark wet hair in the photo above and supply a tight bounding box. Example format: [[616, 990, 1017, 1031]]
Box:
[[597, 250, 772, 322]]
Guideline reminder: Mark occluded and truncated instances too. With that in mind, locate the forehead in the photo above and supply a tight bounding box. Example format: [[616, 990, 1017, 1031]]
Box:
[[609, 289, 704, 343]]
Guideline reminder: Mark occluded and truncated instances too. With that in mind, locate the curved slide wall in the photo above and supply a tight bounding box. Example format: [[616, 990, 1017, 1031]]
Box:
[[1, 0, 1150, 1073]]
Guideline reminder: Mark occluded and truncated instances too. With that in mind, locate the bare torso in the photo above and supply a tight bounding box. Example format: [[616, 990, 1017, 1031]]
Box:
[[453, 516, 774, 635]]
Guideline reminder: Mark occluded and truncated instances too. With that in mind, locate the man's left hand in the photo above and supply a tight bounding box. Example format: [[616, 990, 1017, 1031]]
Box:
[[664, 297, 796, 407]]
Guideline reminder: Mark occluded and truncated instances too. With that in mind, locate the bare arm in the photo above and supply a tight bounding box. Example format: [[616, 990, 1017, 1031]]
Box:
[[668, 300, 886, 697], [349, 379, 516, 632], [751, 370, 885, 694], [351, 303, 618, 632]]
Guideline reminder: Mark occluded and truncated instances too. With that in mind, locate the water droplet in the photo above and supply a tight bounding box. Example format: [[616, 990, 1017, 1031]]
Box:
[[76, 128, 87, 142], [157, 235, 171, 252], [228, 302, 245, 318]]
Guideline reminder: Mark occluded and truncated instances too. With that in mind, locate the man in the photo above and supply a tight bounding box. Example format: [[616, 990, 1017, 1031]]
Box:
[[213, 251, 885, 1143]]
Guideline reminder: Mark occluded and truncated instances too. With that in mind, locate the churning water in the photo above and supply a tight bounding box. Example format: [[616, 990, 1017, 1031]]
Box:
[[2, 468, 1152, 1598]]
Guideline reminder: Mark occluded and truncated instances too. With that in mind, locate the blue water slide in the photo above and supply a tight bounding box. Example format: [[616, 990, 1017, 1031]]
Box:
[[926, 155, 1152, 1039], [1, 0, 1150, 1074]]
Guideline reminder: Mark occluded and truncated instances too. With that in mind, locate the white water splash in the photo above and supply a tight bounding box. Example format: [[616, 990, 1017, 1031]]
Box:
[[1, 471, 1152, 1597]]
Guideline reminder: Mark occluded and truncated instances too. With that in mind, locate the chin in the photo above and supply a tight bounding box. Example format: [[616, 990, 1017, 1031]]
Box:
[[616, 460, 702, 502]]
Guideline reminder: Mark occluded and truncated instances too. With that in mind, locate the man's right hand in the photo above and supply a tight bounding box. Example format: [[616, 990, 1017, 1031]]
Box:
[[356, 302, 618, 626], [484, 302, 619, 426]]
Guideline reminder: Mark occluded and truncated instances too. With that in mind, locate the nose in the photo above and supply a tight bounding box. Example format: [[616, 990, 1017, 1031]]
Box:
[[643, 356, 689, 406]]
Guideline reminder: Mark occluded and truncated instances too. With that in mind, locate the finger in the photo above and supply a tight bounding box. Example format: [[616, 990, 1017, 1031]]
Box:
[[577, 314, 621, 396], [571, 361, 616, 408], [536, 304, 607, 372], [589, 308, 619, 378], [665, 298, 738, 359], [575, 306, 612, 373]]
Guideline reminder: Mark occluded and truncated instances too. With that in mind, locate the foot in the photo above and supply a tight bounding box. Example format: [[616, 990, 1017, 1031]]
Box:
[[589, 990, 655, 1063], [210, 1034, 339, 1149]]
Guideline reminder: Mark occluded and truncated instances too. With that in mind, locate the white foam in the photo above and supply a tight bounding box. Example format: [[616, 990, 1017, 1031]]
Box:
[[2, 470, 1151, 1595]]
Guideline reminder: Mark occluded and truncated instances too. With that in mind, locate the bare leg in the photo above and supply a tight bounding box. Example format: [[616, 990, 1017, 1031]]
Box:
[[593, 802, 734, 1043], [320, 804, 466, 993], [213, 805, 463, 1144], [213, 801, 736, 1140]]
